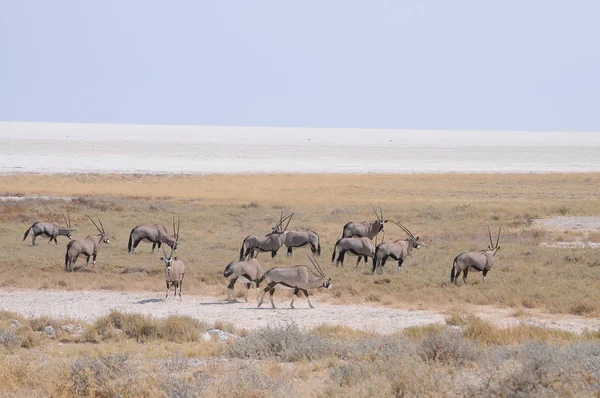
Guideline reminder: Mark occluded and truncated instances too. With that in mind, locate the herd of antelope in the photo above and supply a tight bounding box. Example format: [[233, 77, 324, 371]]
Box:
[[21, 205, 501, 308]]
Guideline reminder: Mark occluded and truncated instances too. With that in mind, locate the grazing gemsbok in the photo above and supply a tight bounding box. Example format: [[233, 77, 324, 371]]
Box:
[[223, 259, 264, 302], [239, 213, 293, 261], [128, 216, 180, 254], [372, 221, 423, 274], [64, 216, 110, 272], [284, 230, 321, 257], [161, 245, 185, 301], [451, 225, 502, 285], [341, 204, 388, 239], [257, 256, 332, 309], [331, 236, 376, 268], [23, 212, 74, 246]]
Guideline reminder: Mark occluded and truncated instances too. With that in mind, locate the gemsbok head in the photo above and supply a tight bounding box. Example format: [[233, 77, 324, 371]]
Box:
[[450, 225, 501, 285]]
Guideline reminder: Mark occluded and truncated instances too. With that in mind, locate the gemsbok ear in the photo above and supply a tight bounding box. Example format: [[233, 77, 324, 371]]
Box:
[[160, 257, 164, 261]]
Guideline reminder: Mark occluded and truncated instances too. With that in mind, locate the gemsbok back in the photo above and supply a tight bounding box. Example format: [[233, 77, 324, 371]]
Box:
[[64, 216, 110, 272], [223, 258, 264, 302], [331, 236, 376, 268], [128, 216, 180, 254], [23, 212, 74, 246], [161, 245, 185, 301], [341, 204, 387, 239], [284, 230, 321, 257], [372, 221, 423, 274], [239, 213, 293, 261], [257, 256, 332, 309], [451, 225, 501, 285]]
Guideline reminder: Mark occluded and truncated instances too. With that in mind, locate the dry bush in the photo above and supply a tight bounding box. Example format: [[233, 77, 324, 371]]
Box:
[[207, 364, 294, 397], [0, 328, 21, 349]]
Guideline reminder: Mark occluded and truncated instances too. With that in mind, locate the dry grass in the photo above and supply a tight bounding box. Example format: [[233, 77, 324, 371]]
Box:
[[1, 173, 600, 317]]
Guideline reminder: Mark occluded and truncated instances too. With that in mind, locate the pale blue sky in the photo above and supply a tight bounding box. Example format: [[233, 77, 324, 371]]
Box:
[[1, 1, 598, 130]]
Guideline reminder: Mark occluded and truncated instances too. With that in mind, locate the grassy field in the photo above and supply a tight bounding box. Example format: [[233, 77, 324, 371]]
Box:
[[1, 173, 600, 316]]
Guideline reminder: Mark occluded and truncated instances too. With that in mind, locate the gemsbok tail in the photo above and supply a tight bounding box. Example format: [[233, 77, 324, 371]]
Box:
[[315, 232, 321, 256], [127, 228, 135, 252], [331, 239, 341, 262], [450, 256, 458, 283], [223, 262, 234, 278], [23, 223, 36, 241], [239, 237, 249, 261]]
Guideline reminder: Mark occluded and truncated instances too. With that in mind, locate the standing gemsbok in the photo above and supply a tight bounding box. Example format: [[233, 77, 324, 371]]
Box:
[[128, 216, 180, 254], [161, 244, 185, 301], [451, 225, 502, 285], [331, 236, 376, 268], [372, 221, 423, 274], [284, 230, 321, 257], [257, 256, 332, 309], [23, 212, 74, 246], [64, 216, 110, 272], [341, 204, 388, 239], [239, 213, 293, 261]]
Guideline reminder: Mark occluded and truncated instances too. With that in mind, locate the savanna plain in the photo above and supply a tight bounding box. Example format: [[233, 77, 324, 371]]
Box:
[[1, 173, 600, 397]]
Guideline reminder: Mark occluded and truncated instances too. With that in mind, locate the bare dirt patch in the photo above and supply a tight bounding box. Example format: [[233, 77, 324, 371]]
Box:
[[534, 216, 600, 231]]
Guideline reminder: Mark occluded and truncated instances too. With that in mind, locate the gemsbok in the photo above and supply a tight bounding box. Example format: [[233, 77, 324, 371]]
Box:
[[223, 259, 264, 302], [161, 245, 185, 301], [451, 225, 501, 285], [23, 212, 74, 246], [64, 216, 110, 272], [331, 236, 376, 268], [372, 221, 423, 274], [257, 256, 332, 309], [239, 213, 293, 261], [284, 230, 321, 257], [341, 204, 387, 239], [128, 216, 180, 254]]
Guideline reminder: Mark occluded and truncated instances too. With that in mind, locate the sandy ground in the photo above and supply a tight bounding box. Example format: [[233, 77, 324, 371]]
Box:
[[2, 122, 600, 173], [1, 289, 599, 334], [534, 216, 600, 231]]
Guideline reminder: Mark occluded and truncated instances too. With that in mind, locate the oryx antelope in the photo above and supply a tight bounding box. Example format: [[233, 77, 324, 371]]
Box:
[[372, 221, 422, 274], [23, 212, 74, 246], [161, 245, 185, 300], [451, 226, 502, 285], [284, 230, 321, 257], [223, 259, 264, 302], [64, 216, 110, 272], [239, 213, 293, 261], [331, 236, 376, 267], [341, 204, 387, 239], [128, 216, 180, 254], [257, 256, 331, 309]]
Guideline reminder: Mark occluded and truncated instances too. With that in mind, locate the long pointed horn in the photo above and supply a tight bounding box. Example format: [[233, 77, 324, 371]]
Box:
[[97, 216, 105, 234], [172, 215, 176, 238], [379, 202, 383, 221], [487, 224, 494, 248], [68, 211, 71, 229], [283, 213, 293, 231], [62, 211, 68, 228], [162, 245, 168, 258], [86, 215, 102, 234], [307, 254, 325, 278], [371, 204, 380, 221], [391, 221, 413, 238], [177, 215, 181, 241], [496, 225, 501, 248]]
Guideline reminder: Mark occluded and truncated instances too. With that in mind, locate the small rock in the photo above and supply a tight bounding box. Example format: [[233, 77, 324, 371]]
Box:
[[201, 332, 212, 342], [61, 324, 74, 333], [10, 320, 21, 328], [44, 326, 56, 337], [206, 329, 239, 343]]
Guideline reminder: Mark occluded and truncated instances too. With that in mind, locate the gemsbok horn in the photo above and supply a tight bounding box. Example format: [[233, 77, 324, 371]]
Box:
[[23, 211, 74, 246], [128, 215, 180, 254], [257, 255, 332, 309], [64, 215, 109, 272], [450, 225, 501, 285], [372, 221, 423, 274]]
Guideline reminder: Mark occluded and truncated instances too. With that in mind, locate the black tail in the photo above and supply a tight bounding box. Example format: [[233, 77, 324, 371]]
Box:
[[239, 236, 249, 261], [315, 232, 321, 256], [127, 229, 135, 252], [23, 223, 35, 241], [65, 246, 70, 270], [450, 257, 458, 282], [258, 273, 267, 285], [223, 262, 234, 278], [331, 239, 340, 262]]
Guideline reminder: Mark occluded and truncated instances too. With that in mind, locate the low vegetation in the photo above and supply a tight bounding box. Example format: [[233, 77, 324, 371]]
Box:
[[0, 312, 599, 397]]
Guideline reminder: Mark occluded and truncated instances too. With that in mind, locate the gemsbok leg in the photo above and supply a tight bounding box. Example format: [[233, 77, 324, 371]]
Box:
[[303, 289, 314, 309], [290, 288, 301, 309]]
